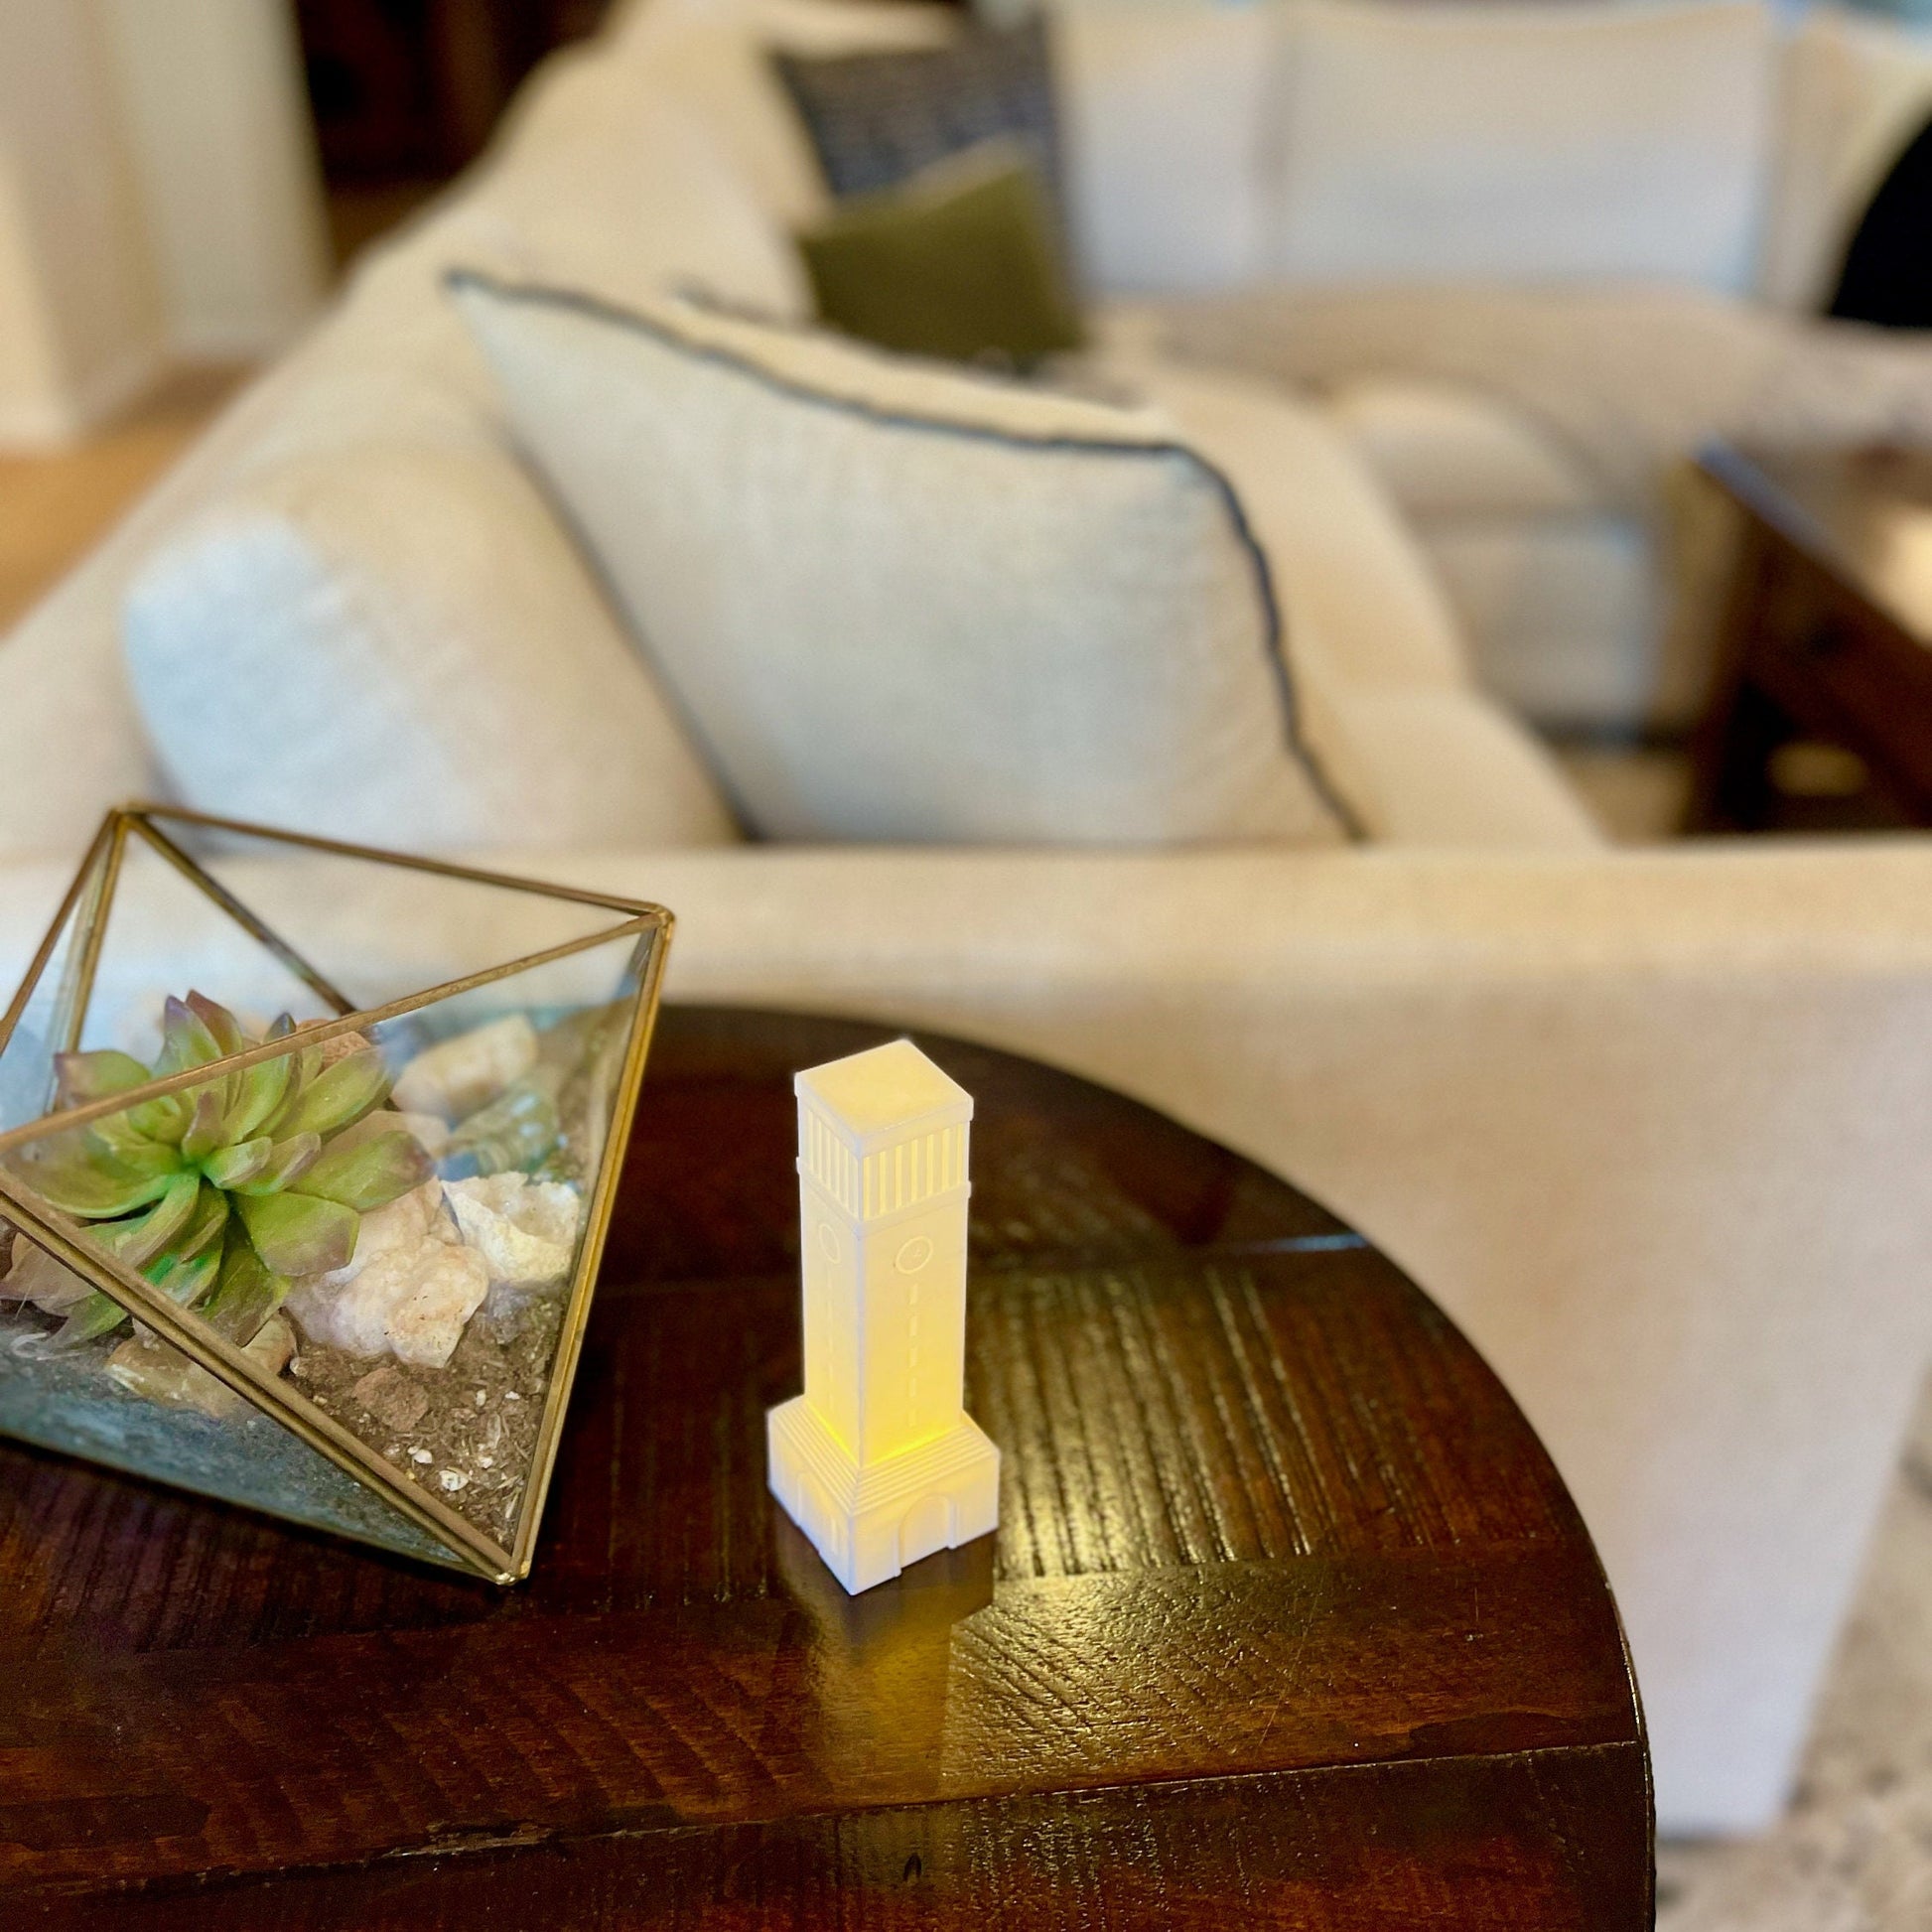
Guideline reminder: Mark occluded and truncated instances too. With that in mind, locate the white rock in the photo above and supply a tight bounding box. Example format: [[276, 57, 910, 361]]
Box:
[[286, 1183, 488, 1369], [445, 1174, 583, 1291], [392, 1016, 538, 1123], [385, 1245, 490, 1369], [424, 1186, 461, 1246], [285, 1268, 386, 1359], [311, 1183, 433, 1292]]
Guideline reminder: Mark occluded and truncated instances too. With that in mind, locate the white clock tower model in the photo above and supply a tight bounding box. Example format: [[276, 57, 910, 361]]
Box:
[[767, 1038, 1001, 1593]]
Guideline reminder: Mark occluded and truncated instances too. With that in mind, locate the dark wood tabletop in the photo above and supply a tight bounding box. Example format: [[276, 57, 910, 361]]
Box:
[[1, 1006, 1652, 1928]]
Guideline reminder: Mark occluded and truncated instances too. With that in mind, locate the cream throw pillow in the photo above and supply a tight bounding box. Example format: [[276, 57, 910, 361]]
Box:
[[1272, 0, 1775, 291], [450, 275, 1358, 846], [123, 440, 741, 854], [1057, 8, 1280, 294]]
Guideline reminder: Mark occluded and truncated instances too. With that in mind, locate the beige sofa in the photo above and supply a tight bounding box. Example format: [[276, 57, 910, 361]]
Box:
[[3, 0, 1932, 1836]]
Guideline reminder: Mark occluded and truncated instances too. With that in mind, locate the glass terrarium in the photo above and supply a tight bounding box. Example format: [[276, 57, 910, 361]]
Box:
[[0, 806, 671, 1582]]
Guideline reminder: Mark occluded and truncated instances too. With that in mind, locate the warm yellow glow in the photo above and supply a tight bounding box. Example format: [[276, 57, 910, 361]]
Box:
[[767, 1039, 1000, 1594]]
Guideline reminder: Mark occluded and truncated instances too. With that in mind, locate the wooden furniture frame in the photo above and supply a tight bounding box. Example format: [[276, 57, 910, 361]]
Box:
[[1688, 443, 1932, 833], [2, 1007, 1652, 1927]]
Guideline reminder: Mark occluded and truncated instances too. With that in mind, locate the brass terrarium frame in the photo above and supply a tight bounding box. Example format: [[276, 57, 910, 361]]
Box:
[[0, 804, 673, 1583]]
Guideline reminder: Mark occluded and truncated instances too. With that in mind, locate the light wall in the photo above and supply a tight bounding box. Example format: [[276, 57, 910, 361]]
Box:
[[0, 0, 330, 448], [0, 0, 163, 445], [99, 0, 331, 361]]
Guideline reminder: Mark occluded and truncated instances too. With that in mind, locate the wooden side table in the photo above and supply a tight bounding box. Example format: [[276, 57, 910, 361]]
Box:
[[1687, 442, 1932, 833], [2, 1007, 1651, 1928]]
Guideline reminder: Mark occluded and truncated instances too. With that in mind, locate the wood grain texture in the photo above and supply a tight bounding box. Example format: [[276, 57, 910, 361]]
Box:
[[0, 1007, 1651, 1926]]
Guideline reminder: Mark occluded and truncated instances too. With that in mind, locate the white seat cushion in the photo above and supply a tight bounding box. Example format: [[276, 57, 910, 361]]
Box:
[[453, 278, 1361, 846], [1122, 359, 1470, 692], [122, 439, 742, 854], [1131, 364, 1596, 848], [1316, 687, 1602, 850], [1271, 0, 1776, 291], [1324, 377, 1604, 520], [1423, 518, 1659, 732]]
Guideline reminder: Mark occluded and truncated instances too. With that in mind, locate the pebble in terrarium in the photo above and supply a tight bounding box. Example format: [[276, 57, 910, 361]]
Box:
[[0, 992, 624, 1541], [283, 1001, 621, 1538]]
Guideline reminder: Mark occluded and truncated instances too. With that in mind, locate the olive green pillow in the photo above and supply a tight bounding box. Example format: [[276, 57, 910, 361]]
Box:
[[797, 145, 1084, 365]]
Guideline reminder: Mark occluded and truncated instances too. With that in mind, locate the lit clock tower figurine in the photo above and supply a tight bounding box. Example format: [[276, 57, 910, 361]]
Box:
[[767, 1038, 1000, 1593]]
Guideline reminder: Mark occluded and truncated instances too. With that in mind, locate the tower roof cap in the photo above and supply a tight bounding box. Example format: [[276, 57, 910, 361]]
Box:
[[795, 1039, 973, 1148]]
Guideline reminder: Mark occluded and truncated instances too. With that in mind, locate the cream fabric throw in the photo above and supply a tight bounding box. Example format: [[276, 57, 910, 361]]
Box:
[[1144, 283, 1932, 520]]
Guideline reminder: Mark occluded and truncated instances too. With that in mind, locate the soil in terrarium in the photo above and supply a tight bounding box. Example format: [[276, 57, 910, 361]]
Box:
[[0, 996, 628, 1556], [292, 1290, 562, 1544]]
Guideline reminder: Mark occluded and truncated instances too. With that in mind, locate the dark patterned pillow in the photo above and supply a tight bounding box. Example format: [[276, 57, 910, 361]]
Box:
[[770, 17, 1065, 225], [1828, 108, 1932, 330]]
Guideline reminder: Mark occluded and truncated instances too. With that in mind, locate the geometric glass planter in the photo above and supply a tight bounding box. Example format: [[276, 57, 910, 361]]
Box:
[[0, 805, 671, 1582]]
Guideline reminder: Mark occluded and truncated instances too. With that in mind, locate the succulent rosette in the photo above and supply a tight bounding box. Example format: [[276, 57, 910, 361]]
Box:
[[7, 993, 429, 1348]]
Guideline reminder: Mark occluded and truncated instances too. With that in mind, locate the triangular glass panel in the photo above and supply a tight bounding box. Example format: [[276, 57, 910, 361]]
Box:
[[138, 807, 644, 1014], [0, 820, 119, 1134]]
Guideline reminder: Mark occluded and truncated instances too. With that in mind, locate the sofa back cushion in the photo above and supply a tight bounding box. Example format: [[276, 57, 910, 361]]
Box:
[[451, 275, 1361, 846], [1056, 7, 1278, 294], [1271, 0, 1774, 291], [122, 439, 741, 854], [1762, 9, 1932, 312], [615, 1, 1276, 298]]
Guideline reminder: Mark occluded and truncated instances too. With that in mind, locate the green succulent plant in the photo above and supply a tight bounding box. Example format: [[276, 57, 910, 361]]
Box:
[[9, 992, 430, 1348]]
